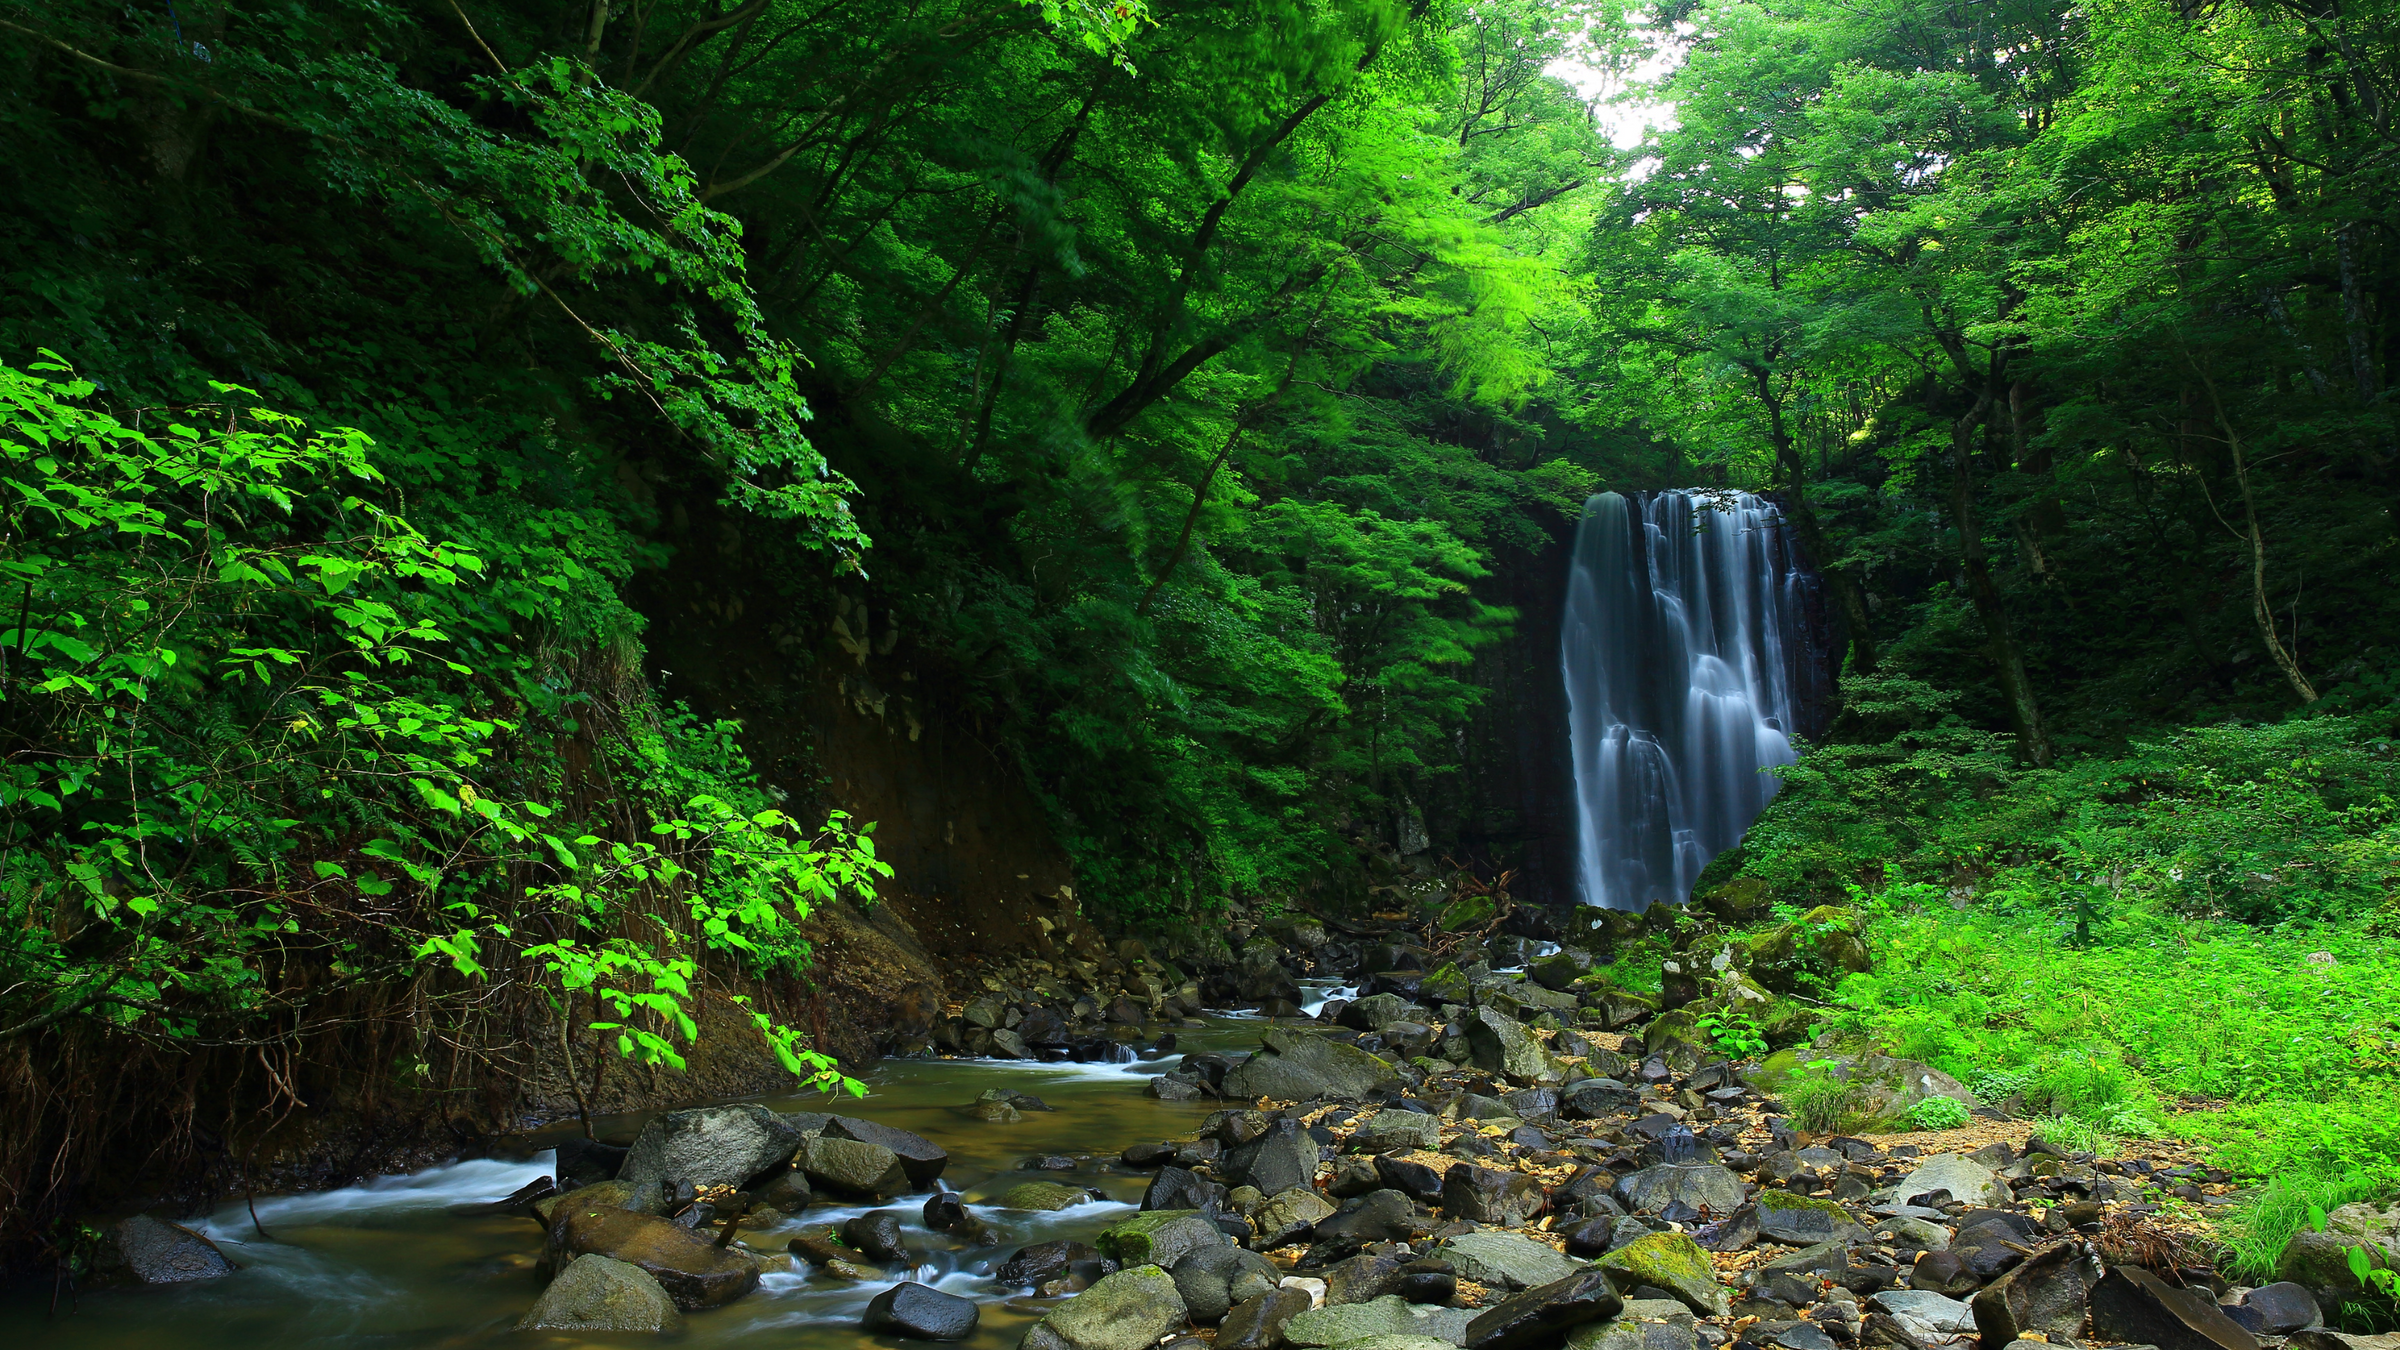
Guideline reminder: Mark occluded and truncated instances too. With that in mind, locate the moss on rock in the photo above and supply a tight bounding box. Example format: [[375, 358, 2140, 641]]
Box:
[[1745, 907, 1871, 997], [1755, 1189, 1852, 1218], [1095, 1210, 1226, 1269], [1595, 1231, 1729, 1317], [995, 1182, 1094, 1211]]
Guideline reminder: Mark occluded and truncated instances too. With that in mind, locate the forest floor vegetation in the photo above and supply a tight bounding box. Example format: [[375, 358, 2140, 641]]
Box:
[[1720, 694, 2400, 1298]]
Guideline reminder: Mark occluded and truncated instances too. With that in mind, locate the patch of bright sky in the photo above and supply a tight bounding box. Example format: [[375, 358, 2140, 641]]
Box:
[[1545, 9, 1689, 167]]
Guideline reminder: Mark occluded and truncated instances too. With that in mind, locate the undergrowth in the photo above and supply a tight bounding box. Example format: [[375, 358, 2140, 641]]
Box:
[[1735, 681, 2400, 1281]]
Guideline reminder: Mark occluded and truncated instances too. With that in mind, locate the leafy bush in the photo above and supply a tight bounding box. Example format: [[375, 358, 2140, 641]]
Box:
[[0, 359, 883, 1094], [1908, 1097, 1971, 1131], [1696, 1008, 1770, 1060]]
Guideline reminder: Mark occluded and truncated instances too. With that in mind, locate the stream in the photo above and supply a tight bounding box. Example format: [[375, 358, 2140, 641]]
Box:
[[0, 1016, 1303, 1350]]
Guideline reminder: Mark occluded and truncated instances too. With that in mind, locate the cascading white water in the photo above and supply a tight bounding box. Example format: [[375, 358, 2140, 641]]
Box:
[[1562, 489, 1808, 910]]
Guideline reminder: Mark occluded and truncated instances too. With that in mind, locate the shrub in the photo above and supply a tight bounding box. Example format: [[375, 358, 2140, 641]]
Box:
[[1908, 1097, 1971, 1131]]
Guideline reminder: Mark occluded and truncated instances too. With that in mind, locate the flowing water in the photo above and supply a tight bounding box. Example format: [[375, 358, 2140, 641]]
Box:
[[1561, 489, 1810, 911], [3, 1022, 1285, 1350]]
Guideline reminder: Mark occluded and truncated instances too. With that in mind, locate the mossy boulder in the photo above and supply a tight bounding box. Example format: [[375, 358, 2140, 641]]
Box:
[[1421, 963, 1473, 1006], [1021, 1264, 1188, 1350], [518, 1253, 682, 1332], [1574, 978, 1659, 1031], [1095, 1210, 1229, 1269], [1754, 1190, 1869, 1245], [1696, 876, 1773, 925], [1595, 1232, 1729, 1317], [1642, 1009, 1709, 1059], [995, 1182, 1097, 1211], [1530, 949, 1596, 990], [1745, 907, 1871, 997], [1438, 893, 1497, 932]]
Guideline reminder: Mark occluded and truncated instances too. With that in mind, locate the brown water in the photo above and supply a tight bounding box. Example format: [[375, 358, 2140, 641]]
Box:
[[8, 1018, 1293, 1350]]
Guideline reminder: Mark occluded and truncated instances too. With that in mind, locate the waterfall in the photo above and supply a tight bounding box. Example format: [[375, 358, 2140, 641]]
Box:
[[1562, 489, 1810, 910]]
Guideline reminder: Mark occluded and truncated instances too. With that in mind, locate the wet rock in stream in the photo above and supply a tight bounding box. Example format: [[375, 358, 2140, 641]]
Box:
[[618, 1103, 805, 1195], [547, 1205, 760, 1310], [95, 1214, 236, 1285], [518, 1252, 683, 1332], [863, 1281, 983, 1340]]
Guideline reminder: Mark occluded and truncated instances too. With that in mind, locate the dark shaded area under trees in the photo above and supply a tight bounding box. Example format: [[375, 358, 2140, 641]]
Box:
[[0, 0, 2396, 1266]]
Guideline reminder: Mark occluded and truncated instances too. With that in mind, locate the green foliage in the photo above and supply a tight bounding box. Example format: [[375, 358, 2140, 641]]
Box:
[[2030, 1115, 2114, 1159], [1907, 1096, 1970, 1132], [1695, 1007, 1769, 1061], [1749, 687, 2400, 929], [1787, 1058, 1857, 1133], [0, 358, 880, 1088], [2222, 1174, 2389, 1286]]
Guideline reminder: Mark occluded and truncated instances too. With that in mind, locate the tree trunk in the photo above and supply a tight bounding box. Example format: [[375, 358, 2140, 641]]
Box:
[[1757, 370, 1877, 676], [1946, 394, 2055, 767]]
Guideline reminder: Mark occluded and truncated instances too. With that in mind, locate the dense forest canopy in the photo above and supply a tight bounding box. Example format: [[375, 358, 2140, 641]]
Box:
[[1, 0, 2397, 1262]]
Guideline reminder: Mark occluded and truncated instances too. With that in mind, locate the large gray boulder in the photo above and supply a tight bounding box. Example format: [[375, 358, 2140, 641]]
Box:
[[1438, 1229, 1589, 1290], [1972, 1244, 2103, 1345], [1465, 1007, 1558, 1082], [619, 1103, 805, 1194], [103, 1215, 235, 1284], [1567, 1301, 1700, 1350], [1342, 993, 1428, 1032], [1255, 1186, 1338, 1247], [1314, 1188, 1420, 1245], [1021, 1264, 1188, 1350], [1225, 1118, 1321, 1196], [1354, 1110, 1442, 1153], [1464, 1268, 1625, 1350], [517, 1253, 682, 1332], [1444, 1164, 1546, 1227], [2084, 1263, 2260, 1350], [1286, 1294, 1475, 1347], [1223, 1027, 1402, 1102], [1561, 1078, 1641, 1119], [795, 1134, 911, 1199], [865, 1282, 983, 1341], [1897, 1154, 2005, 1208], [1615, 1164, 1745, 1216], [1173, 1244, 1283, 1323], [1870, 1290, 1976, 1339]]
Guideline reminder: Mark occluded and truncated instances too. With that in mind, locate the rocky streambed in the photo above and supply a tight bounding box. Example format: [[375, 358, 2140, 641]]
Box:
[[24, 915, 2400, 1350]]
